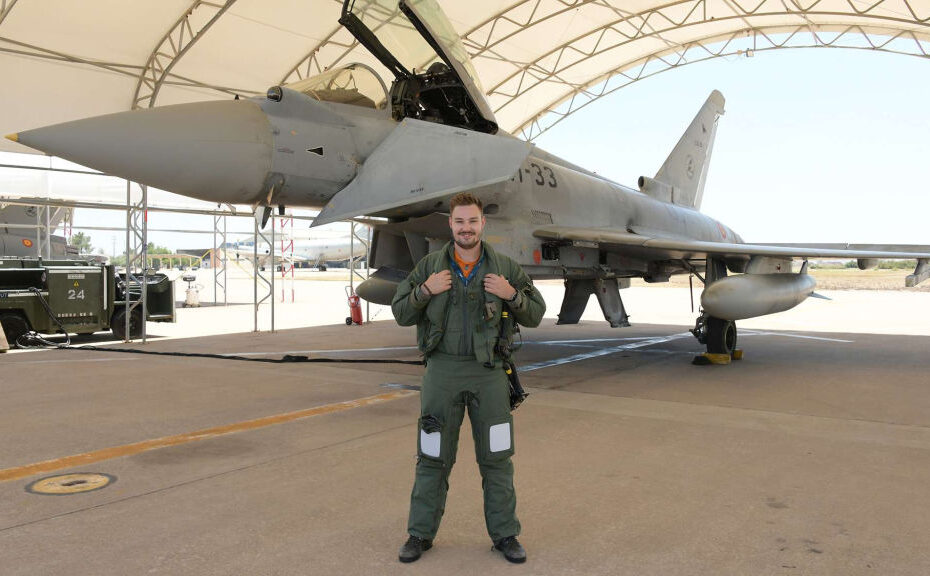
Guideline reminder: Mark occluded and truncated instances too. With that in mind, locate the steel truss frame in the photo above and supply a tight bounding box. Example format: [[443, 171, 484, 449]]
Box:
[[132, 0, 241, 110], [0, 36, 255, 100], [277, 215, 295, 303], [1, 160, 317, 340], [348, 221, 371, 323], [451, 0, 930, 138], [253, 215, 274, 333], [280, 0, 352, 85], [280, 0, 930, 140], [519, 24, 930, 140], [213, 214, 227, 306], [5, 1, 928, 144], [0, 0, 19, 27], [35, 204, 50, 258], [124, 181, 147, 343], [125, 0, 239, 341]]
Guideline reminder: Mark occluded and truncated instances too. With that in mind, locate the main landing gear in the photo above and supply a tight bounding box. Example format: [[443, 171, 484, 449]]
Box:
[[688, 257, 741, 363], [691, 313, 739, 359]]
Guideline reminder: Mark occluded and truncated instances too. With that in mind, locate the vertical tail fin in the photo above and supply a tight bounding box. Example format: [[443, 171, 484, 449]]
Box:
[[648, 90, 725, 210]]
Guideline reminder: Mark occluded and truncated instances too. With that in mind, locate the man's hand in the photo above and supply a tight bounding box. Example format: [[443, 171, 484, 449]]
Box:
[[423, 270, 452, 296], [483, 273, 517, 300]]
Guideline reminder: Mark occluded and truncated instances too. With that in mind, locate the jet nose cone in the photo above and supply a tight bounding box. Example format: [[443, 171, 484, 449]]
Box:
[[14, 100, 274, 204]]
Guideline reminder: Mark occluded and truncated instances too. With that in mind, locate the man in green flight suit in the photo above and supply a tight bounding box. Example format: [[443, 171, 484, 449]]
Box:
[[392, 192, 546, 564]]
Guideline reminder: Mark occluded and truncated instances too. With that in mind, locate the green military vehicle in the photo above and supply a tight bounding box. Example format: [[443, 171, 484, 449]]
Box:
[[0, 258, 175, 346]]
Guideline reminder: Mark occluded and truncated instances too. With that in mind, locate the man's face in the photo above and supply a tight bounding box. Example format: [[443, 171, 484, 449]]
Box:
[[449, 204, 485, 250]]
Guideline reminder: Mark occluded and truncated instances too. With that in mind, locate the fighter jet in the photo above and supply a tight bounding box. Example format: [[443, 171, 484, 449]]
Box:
[[0, 201, 74, 258], [7, 0, 930, 356]]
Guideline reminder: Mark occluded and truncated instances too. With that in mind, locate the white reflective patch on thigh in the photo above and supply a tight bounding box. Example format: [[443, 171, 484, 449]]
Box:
[[489, 423, 512, 453], [420, 430, 441, 458]]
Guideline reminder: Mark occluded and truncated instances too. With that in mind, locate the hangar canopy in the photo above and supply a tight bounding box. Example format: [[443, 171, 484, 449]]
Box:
[[1, 0, 928, 154]]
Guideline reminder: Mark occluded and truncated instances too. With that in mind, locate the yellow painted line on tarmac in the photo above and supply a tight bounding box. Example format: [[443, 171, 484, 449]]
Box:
[[0, 390, 414, 484]]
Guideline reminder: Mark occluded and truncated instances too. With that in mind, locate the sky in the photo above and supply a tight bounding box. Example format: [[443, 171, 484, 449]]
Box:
[[2, 45, 929, 254], [534, 47, 930, 245]]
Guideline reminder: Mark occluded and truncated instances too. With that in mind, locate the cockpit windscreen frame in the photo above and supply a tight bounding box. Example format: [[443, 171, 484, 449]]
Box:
[[339, 0, 498, 134]]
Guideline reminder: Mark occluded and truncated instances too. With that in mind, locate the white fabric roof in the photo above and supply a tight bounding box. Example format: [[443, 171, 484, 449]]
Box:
[[2, 0, 928, 154]]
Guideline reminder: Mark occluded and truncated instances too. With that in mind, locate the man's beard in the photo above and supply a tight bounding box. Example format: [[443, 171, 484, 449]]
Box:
[[454, 233, 479, 250]]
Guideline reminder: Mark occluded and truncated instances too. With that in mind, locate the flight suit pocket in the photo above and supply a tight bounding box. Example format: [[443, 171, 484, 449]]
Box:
[[479, 415, 514, 462], [420, 324, 443, 354]]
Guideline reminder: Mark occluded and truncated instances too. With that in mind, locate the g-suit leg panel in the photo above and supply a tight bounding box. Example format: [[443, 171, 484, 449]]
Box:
[[469, 368, 520, 541], [407, 362, 467, 540]]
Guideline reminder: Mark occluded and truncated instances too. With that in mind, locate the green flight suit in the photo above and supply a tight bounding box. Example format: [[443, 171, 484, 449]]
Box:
[[392, 241, 546, 542]]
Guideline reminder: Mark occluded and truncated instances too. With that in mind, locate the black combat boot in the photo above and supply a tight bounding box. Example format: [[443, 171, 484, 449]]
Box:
[[398, 535, 432, 563], [493, 536, 527, 564]]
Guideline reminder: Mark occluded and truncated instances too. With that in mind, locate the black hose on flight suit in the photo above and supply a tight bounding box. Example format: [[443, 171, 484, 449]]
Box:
[[495, 310, 528, 411]]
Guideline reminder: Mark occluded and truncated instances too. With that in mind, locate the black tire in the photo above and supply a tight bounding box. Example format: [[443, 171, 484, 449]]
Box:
[[319, 265, 327, 272], [345, 317, 353, 325], [0, 313, 30, 347], [706, 316, 737, 355], [111, 308, 143, 340]]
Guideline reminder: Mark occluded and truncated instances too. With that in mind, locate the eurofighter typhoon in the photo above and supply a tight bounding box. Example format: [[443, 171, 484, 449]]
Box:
[[8, 0, 930, 356]]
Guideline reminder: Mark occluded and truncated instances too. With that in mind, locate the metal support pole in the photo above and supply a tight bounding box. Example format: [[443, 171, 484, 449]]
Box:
[[124, 181, 148, 342], [271, 215, 275, 332], [213, 213, 227, 306], [366, 225, 371, 321], [278, 215, 295, 303], [34, 207, 43, 258], [253, 218, 258, 332], [44, 206, 51, 259], [350, 223, 354, 295], [349, 222, 370, 320], [253, 213, 273, 332]]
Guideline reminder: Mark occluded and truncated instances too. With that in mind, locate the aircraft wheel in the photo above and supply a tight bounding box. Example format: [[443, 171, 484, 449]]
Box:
[[111, 308, 143, 340], [345, 317, 353, 325], [706, 316, 737, 355], [1, 313, 30, 347], [320, 265, 327, 272]]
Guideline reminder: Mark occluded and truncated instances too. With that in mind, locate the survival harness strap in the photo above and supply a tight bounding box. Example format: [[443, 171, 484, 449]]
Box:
[[497, 309, 528, 411]]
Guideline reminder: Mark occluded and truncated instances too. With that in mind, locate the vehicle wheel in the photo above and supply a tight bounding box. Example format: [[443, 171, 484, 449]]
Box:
[[319, 265, 327, 272], [345, 317, 353, 325], [706, 316, 737, 355], [111, 308, 143, 340], [0, 313, 30, 347]]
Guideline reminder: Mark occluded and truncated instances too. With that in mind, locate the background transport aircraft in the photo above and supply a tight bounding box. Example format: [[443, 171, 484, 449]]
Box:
[[233, 234, 368, 271], [0, 201, 74, 258], [7, 0, 929, 356]]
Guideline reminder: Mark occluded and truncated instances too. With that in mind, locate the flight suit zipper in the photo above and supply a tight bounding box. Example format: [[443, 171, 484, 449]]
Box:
[[461, 282, 468, 355], [449, 249, 484, 357]]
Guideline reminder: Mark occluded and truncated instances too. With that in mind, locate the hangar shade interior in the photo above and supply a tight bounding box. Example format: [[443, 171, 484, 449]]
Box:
[[1, 0, 929, 154]]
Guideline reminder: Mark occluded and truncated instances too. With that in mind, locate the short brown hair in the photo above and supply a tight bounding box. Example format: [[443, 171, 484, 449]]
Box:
[[449, 192, 483, 213]]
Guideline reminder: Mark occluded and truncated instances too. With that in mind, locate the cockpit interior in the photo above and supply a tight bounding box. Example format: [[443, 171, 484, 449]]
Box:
[[333, 0, 499, 134]]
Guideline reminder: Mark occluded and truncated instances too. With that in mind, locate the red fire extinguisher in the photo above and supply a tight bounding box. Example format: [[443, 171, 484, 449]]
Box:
[[345, 286, 363, 325]]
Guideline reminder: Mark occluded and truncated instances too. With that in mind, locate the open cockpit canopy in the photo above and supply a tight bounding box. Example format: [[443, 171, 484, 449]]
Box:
[[285, 63, 389, 110], [340, 0, 497, 133]]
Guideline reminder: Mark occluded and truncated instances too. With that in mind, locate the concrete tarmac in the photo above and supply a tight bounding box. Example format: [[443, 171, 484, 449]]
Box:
[[2, 313, 930, 575]]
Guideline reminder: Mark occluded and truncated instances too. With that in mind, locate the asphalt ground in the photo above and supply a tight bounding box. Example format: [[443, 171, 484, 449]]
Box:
[[2, 317, 929, 575]]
